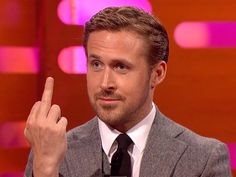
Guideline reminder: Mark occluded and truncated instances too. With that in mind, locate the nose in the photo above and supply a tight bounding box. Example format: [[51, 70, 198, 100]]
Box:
[[100, 68, 116, 91]]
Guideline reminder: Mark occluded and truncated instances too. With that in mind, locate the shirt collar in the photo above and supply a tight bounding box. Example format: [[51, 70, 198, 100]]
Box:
[[98, 102, 156, 156], [98, 118, 120, 156]]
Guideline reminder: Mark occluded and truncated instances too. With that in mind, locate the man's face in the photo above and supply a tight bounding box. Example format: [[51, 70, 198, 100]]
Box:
[[86, 30, 154, 132]]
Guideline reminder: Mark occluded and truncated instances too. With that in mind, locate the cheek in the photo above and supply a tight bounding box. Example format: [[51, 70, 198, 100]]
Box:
[[120, 76, 149, 96]]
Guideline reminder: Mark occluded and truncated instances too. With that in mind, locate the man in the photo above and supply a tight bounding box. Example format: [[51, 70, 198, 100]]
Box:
[[24, 6, 232, 177]]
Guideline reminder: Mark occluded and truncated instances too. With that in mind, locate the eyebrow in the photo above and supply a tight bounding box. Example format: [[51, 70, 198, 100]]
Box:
[[88, 54, 134, 67], [88, 54, 101, 60]]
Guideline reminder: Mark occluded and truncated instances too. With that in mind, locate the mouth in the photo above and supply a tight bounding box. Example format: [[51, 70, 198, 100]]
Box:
[[99, 97, 120, 102], [97, 97, 121, 105]]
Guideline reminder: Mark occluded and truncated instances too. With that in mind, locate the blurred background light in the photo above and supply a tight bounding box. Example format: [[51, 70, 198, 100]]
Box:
[[228, 143, 236, 169], [0, 172, 24, 177], [58, 46, 87, 74], [0, 0, 21, 26], [57, 0, 152, 25], [174, 22, 236, 48], [0, 121, 29, 148], [0, 47, 38, 73]]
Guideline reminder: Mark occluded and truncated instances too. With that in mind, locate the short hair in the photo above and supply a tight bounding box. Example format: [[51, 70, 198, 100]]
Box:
[[83, 6, 169, 65]]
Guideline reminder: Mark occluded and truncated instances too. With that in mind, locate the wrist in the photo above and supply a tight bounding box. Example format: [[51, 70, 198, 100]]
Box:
[[33, 158, 60, 177]]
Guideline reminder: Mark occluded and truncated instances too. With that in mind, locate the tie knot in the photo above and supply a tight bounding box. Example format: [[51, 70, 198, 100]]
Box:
[[116, 134, 133, 150]]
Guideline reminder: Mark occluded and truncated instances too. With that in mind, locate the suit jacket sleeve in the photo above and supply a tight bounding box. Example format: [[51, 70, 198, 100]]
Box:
[[201, 142, 232, 177], [24, 150, 33, 177]]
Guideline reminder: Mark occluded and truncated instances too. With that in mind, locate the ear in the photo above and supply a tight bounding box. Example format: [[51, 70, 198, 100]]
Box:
[[150, 60, 167, 88]]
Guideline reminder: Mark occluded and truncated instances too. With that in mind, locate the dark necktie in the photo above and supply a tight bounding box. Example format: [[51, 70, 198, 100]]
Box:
[[110, 133, 133, 177]]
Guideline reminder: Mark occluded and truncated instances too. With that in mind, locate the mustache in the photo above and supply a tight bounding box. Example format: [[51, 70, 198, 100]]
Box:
[[94, 90, 125, 100]]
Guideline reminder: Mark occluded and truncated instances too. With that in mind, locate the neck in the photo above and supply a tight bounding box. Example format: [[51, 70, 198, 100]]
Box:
[[113, 102, 153, 133]]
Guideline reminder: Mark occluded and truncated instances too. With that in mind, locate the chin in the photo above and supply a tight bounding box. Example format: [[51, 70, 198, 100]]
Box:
[[98, 112, 124, 126], [94, 103, 127, 124]]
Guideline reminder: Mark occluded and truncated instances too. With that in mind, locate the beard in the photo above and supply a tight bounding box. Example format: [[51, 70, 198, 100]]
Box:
[[90, 89, 127, 126], [89, 85, 151, 129]]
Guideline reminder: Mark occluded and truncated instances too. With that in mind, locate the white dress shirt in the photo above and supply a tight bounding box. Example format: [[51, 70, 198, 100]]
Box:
[[98, 103, 156, 177]]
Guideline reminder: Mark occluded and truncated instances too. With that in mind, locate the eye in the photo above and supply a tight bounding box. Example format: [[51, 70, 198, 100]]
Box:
[[114, 63, 129, 74], [90, 60, 103, 71]]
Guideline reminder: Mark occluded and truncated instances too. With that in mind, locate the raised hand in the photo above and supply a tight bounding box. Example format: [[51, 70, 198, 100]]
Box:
[[24, 77, 68, 177]]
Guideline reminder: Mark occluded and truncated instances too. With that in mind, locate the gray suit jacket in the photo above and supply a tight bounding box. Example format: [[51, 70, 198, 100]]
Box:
[[24, 109, 232, 177]]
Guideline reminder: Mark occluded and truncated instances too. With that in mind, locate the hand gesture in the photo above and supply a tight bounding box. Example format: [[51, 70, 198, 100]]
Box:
[[24, 77, 68, 177]]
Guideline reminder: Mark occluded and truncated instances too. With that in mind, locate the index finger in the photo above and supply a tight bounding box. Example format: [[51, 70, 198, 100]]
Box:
[[40, 77, 54, 116]]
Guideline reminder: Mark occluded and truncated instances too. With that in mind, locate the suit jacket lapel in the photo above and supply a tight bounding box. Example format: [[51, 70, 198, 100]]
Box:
[[64, 118, 110, 177], [140, 109, 188, 177]]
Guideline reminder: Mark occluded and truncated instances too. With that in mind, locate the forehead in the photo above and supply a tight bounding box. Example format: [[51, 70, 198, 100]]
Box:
[[87, 30, 148, 58]]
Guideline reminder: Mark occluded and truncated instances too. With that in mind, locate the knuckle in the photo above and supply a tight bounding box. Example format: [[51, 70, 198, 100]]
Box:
[[38, 122, 57, 133], [24, 128, 28, 136], [36, 101, 41, 108], [38, 124, 52, 134], [61, 117, 68, 126], [51, 104, 60, 110], [47, 105, 61, 120], [35, 101, 41, 106], [26, 119, 33, 128], [37, 122, 45, 130]]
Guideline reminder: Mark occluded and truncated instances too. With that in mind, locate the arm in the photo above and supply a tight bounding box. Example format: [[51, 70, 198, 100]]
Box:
[[201, 142, 232, 177], [24, 77, 68, 177]]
